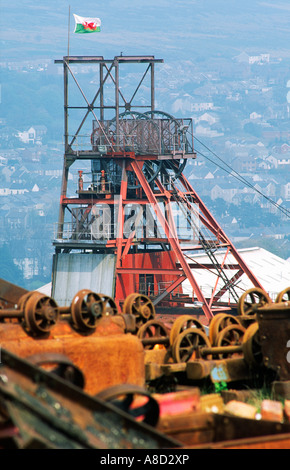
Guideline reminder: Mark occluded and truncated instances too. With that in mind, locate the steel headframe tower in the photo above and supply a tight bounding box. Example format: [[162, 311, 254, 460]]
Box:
[[52, 55, 264, 321]]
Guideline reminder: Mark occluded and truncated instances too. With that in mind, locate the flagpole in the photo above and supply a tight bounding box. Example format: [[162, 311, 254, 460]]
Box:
[[67, 5, 71, 63]]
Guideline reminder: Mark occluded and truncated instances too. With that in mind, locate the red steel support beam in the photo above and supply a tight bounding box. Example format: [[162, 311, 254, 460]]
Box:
[[208, 247, 230, 308], [116, 268, 183, 275], [212, 269, 244, 304], [116, 162, 128, 267], [152, 275, 187, 306]]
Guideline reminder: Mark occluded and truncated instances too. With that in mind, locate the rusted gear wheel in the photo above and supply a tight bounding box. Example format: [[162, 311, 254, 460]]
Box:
[[96, 384, 160, 427], [169, 315, 207, 346], [275, 287, 290, 303], [122, 293, 155, 327], [23, 291, 59, 336], [238, 288, 271, 316], [209, 313, 241, 346], [215, 324, 246, 359], [137, 319, 169, 350], [71, 289, 105, 332], [101, 295, 118, 315], [242, 321, 263, 367], [172, 327, 211, 363]]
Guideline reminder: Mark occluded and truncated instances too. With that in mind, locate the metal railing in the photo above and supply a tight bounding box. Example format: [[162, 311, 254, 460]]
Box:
[[68, 119, 194, 156], [53, 222, 114, 242]]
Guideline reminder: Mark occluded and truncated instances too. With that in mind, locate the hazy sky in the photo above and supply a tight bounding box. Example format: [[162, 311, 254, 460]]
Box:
[[1, 1, 290, 62]]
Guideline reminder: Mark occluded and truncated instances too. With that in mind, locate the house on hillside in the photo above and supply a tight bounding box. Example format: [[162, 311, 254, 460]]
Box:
[[193, 113, 219, 126], [277, 155, 290, 168], [265, 155, 278, 169], [210, 183, 239, 203], [8, 182, 29, 195], [281, 183, 290, 201], [17, 127, 36, 144], [17, 125, 47, 145], [231, 154, 258, 173], [234, 52, 250, 64]]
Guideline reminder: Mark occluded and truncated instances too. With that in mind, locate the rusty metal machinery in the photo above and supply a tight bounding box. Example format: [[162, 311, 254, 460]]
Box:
[[143, 287, 290, 388], [2, 346, 290, 450], [123, 293, 156, 329], [137, 320, 170, 350], [2, 280, 290, 448], [0, 280, 149, 396], [3, 278, 290, 398], [0, 290, 60, 337], [0, 348, 181, 449], [0, 279, 139, 337]]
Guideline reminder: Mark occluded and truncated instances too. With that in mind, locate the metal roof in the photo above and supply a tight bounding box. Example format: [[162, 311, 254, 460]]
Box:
[[182, 246, 290, 303]]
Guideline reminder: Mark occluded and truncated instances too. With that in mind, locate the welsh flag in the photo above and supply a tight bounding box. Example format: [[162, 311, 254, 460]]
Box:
[[73, 14, 101, 34]]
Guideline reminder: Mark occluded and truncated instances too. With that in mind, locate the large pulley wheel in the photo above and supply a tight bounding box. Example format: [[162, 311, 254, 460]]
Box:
[[106, 111, 163, 190], [96, 384, 160, 427], [169, 315, 207, 346], [23, 291, 59, 336], [144, 110, 189, 182], [172, 327, 211, 363], [238, 288, 272, 316], [122, 293, 155, 328], [209, 313, 241, 346], [128, 160, 163, 190], [27, 353, 85, 389], [275, 287, 290, 303], [242, 322, 263, 367], [71, 289, 105, 332], [161, 159, 187, 182], [215, 324, 246, 359], [137, 319, 169, 350]]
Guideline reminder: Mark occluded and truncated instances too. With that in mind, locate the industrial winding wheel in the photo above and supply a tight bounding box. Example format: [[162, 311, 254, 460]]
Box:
[[92, 110, 188, 190]]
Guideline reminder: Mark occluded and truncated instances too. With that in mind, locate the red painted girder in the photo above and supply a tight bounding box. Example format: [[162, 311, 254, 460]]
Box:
[[177, 263, 240, 270], [60, 197, 171, 205], [211, 269, 244, 304], [116, 268, 183, 275], [116, 163, 128, 268]]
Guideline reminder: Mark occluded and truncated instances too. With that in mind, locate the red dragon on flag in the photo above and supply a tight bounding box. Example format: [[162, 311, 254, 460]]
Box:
[[73, 14, 101, 34]]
